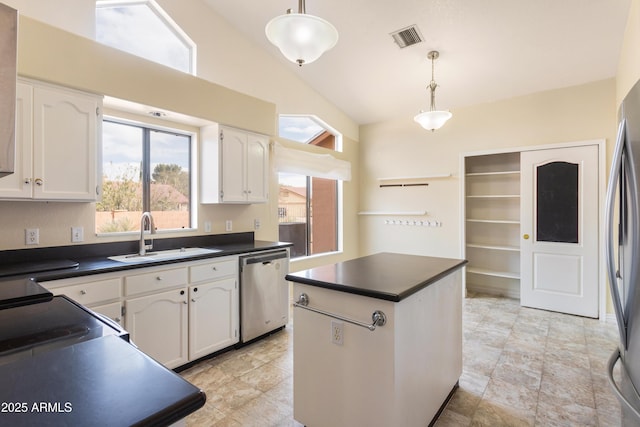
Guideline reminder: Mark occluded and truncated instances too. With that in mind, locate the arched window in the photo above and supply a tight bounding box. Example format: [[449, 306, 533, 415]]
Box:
[[96, 0, 196, 74]]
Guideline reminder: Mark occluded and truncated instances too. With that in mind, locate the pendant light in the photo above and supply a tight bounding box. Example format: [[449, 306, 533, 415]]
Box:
[[414, 51, 452, 131], [265, 0, 338, 66]]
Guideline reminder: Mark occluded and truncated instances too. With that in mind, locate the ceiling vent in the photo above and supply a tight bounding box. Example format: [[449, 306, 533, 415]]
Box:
[[390, 25, 424, 48]]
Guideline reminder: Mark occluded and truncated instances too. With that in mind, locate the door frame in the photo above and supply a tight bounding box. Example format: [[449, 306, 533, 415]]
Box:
[[460, 139, 606, 319]]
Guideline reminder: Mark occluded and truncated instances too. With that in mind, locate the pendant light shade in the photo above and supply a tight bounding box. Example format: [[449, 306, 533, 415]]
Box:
[[414, 51, 452, 131], [265, 0, 338, 66]]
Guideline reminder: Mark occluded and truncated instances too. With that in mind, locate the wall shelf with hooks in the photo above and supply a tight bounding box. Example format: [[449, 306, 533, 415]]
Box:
[[377, 174, 451, 188]]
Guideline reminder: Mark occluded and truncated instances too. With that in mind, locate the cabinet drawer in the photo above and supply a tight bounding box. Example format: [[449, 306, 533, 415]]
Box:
[[125, 267, 188, 296], [51, 278, 121, 306], [190, 259, 237, 283]]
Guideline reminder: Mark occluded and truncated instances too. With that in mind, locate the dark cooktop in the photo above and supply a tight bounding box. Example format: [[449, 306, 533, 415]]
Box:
[[0, 295, 127, 361]]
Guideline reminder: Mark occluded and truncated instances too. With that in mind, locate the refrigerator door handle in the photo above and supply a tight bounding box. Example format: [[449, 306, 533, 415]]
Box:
[[605, 118, 629, 347], [608, 348, 640, 421]]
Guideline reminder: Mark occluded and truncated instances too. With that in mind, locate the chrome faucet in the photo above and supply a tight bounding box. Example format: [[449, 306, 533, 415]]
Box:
[[139, 212, 156, 256]]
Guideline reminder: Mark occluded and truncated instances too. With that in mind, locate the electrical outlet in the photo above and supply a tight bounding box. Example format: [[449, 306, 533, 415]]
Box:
[[25, 228, 39, 245], [254, 218, 261, 230], [204, 221, 212, 233], [225, 220, 232, 232], [71, 226, 84, 243], [331, 321, 344, 345]]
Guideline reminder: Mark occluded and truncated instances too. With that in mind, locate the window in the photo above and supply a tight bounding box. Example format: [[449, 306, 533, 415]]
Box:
[[96, 119, 194, 234], [95, 0, 195, 74], [276, 115, 344, 258]]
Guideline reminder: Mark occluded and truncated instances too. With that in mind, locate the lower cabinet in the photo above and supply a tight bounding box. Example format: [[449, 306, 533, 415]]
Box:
[[42, 255, 240, 369], [125, 288, 190, 369], [189, 277, 238, 360]]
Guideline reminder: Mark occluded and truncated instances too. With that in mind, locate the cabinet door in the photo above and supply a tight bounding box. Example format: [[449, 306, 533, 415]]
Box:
[[91, 301, 124, 327], [0, 82, 32, 198], [246, 134, 269, 203], [126, 288, 189, 369], [32, 85, 100, 201], [220, 127, 247, 202], [189, 277, 238, 360]]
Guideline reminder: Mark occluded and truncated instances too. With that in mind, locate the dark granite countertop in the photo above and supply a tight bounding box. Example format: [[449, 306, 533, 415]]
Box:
[[0, 334, 205, 426], [285, 252, 467, 302], [0, 232, 292, 283]]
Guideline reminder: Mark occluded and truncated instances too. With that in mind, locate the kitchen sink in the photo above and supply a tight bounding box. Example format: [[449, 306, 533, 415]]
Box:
[[108, 247, 222, 263]]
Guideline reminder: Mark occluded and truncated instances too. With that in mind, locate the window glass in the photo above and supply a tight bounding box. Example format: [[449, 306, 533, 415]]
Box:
[[96, 119, 192, 233], [96, 1, 194, 74], [278, 173, 338, 258]]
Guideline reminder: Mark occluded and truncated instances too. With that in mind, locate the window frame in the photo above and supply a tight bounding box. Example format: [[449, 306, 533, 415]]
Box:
[[96, 115, 198, 236]]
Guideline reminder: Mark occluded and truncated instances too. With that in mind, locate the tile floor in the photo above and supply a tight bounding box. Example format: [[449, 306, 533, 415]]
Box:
[[180, 293, 622, 426]]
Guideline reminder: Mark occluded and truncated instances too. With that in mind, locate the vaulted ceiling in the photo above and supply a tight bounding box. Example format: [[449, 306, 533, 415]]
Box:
[[203, 0, 630, 125]]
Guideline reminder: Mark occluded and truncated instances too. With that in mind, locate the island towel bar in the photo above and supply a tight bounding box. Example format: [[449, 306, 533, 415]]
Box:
[[293, 293, 386, 331]]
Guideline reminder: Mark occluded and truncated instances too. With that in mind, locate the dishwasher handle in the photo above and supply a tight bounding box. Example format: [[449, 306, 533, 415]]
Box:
[[242, 250, 289, 266]]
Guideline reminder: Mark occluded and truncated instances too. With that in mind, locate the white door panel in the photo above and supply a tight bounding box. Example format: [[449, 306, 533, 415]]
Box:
[[521, 145, 599, 317]]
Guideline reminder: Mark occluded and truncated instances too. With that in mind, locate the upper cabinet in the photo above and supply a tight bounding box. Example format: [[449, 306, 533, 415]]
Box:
[[201, 125, 269, 204], [0, 79, 102, 201]]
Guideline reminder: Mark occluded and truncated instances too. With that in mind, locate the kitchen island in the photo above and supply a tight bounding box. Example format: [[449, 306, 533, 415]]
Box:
[[286, 252, 467, 427]]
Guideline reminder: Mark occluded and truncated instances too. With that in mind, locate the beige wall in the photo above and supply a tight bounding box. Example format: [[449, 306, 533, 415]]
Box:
[[359, 79, 617, 260], [617, 0, 640, 104]]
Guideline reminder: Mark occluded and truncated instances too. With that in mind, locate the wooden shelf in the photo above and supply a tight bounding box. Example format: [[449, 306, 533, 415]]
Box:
[[466, 194, 520, 199], [467, 267, 520, 280], [466, 243, 520, 252], [466, 171, 520, 177], [466, 218, 520, 224]]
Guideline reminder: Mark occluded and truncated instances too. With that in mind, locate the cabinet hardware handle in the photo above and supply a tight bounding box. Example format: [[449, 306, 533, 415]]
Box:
[[191, 298, 196, 303], [24, 178, 31, 184], [523, 234, 530, 240], [194, 287, 198, 292], [180, 290, 185, 295], [34, 178, 43, 186], [80, 290, 87, 295], [156, 276, 162, 281], [183, 300, 188, 304], [212, 267, 217, 271]]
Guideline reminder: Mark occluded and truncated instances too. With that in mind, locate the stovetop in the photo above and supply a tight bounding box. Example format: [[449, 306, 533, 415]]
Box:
[[0, 277, 52, 310], [0, 289, 128, 364]]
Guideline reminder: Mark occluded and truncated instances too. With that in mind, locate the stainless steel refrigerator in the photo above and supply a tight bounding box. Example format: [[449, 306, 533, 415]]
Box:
[[606, 78, 640, 426]]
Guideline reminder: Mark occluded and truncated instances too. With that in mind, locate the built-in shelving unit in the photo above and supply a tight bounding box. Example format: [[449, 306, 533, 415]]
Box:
[[464, 152, 521, 299]]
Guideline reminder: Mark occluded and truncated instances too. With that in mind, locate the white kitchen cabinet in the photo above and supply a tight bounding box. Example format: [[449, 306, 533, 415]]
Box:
[[44, 255, 241, 369], [188, 257, 239, 359], [201, 125, 269, 204], [0, 79, 102, 201], [125, 287, 189, 369]]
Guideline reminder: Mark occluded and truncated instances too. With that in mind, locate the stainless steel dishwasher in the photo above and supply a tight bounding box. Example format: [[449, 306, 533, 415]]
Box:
[[239, 249, 290, 344]]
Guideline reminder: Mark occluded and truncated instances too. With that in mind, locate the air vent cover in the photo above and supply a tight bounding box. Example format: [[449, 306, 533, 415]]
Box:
[[390, 25, 424, 48]]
